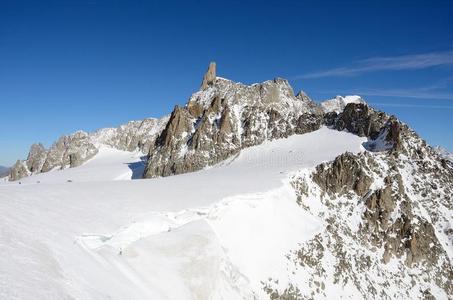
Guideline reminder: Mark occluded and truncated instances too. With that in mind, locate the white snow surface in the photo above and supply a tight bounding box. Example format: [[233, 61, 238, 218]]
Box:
[[320, 95, 365, 113], [12, 145, 147, 184], [0, 127, 366, 299]]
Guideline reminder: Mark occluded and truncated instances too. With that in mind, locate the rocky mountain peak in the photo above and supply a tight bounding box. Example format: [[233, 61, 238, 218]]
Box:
[[200, 61, 216, 90], [144, 65, 324, 178], [26, 143, 47, 173], [144, 64, 425, 180], [295, 90, 311, 102]]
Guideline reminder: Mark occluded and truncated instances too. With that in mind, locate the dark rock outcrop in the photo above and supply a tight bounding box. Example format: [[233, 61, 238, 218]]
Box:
[[326, 103, 388, 139], [312, 152, 372, 197]]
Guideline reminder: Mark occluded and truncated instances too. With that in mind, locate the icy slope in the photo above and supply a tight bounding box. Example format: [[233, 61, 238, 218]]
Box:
[[0, 127, 366, 300]]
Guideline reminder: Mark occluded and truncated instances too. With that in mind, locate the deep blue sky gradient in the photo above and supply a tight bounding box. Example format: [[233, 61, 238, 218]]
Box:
[[1, 0, 453, 166]]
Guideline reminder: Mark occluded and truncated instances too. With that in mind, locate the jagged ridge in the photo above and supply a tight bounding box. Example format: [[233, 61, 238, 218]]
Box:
[[143, 63, 324, 178], [9, 116, 168, 181], [264, 104, 453, 299]]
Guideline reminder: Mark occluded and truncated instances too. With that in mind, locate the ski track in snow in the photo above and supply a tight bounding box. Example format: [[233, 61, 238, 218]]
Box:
[[0, 127, 366, 299]]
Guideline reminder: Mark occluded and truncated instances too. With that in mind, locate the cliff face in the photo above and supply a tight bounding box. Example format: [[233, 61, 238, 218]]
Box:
[[143, 67, 323, 178]]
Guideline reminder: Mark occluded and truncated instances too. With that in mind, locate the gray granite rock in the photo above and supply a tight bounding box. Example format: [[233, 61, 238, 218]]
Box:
[[26, 143, 47, 173], [9, 160, 29, 181], [200, 62, 216, 90], [40, 131, 98, 172], [92, 116, 169, 154], [144, 65, 323, 178]]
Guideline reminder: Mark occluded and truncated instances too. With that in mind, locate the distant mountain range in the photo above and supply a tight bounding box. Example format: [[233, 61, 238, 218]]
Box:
[[0, 166, 10, 177]]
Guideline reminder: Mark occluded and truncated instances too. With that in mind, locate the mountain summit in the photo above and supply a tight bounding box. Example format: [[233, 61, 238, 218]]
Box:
[[200, 61, 216, 90], [2, 63, 452, 299], [144, 65, 323, 178]]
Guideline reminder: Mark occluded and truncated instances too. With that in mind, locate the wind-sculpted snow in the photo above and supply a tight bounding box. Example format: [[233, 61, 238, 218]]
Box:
[[0, 128, 366, 299]]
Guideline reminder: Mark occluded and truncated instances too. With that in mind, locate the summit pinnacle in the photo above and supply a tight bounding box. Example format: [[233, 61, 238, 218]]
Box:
[[200, 61, 216, 90]]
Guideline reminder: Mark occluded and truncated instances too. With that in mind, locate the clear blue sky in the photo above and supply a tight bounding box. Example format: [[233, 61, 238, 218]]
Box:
[[1, 0, 453, 166]]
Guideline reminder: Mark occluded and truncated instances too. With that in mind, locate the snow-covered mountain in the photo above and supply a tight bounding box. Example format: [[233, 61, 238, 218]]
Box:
[[144, 62, 323, 178], [1, 63, 452, 299]]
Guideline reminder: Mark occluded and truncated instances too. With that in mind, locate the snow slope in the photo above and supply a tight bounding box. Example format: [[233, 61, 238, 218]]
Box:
[[0, 127, 366, 299], [6, 146, 146, 184]]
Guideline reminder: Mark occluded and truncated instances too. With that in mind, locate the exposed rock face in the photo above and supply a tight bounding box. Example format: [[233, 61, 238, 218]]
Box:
[[9, 116, 168, 181], [39, 131, 98, 172], [296, 90, 323, 115], [25, 143, 47, 173], [266, 124, 453, 299], [325, 102, 406, 154], [8, 160, 29, 181], [144, 66, 323, 178], [325, 103, 388, 139], [312, 152, 372, 197], [200, 62, 216, 90], [91, 116, 169, 153]]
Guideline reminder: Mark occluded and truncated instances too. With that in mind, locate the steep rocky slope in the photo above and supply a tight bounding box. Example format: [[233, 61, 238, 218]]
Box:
[[263, 103, 453, 299], [143, 63, 323, 178]]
